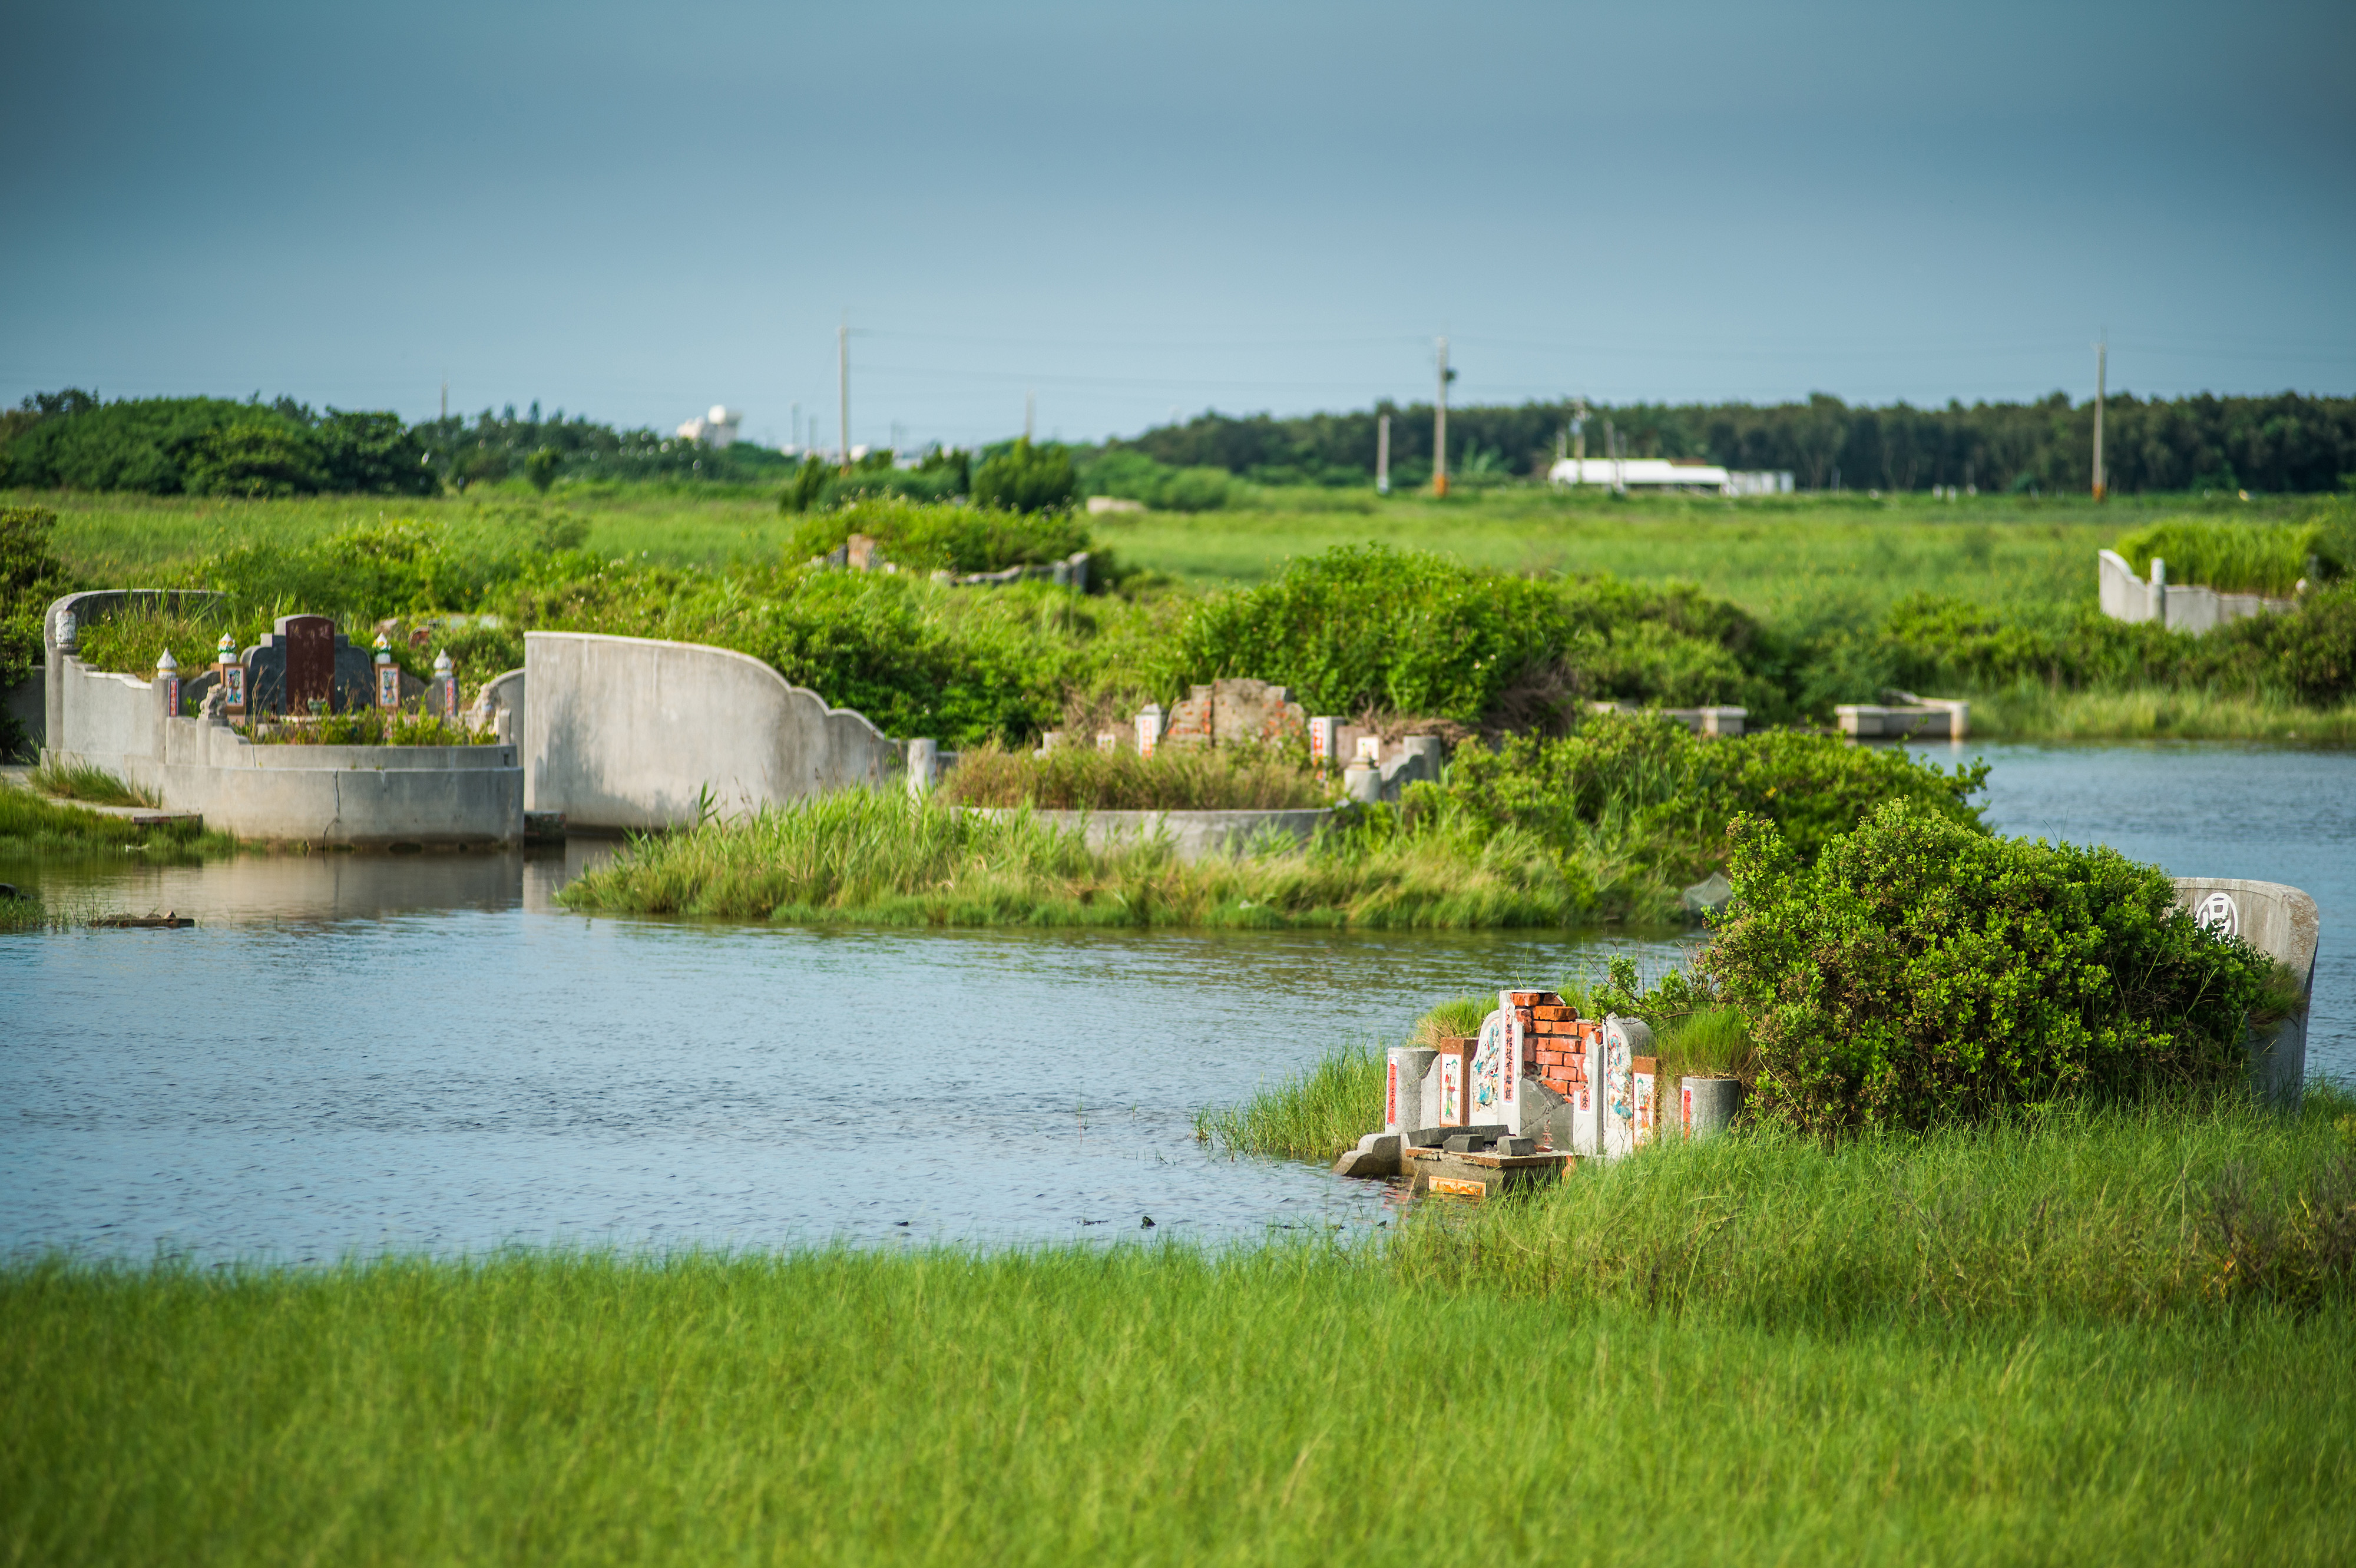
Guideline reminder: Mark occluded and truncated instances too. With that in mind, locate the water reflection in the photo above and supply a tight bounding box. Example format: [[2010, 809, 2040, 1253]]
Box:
[[1, 852, 1681, 1262]]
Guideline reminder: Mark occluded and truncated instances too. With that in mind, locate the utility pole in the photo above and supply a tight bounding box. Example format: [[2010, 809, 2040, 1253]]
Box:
[[1376, 413, 1391, 495], [1433, 336, 1450, 498], [2092, 333, 2108, 502], [790, 401, 801, 455], [1025, 391, 1035, 442], [838, 317, 851, 472], [440, 379, 448, 422], [1573, 398, 1588, 484]]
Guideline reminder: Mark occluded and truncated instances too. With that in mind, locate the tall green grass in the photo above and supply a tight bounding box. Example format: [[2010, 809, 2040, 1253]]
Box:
[[1392, 1090, 2356, 1322], [1193, 1039, 1387, 1157], [6, 1193, 2352, 1566], [558, 788, 1590, 928], [28, 758, 159, 808], [2114, 518, 2332, 596], [0, 780, 226, 859], [941, 740, 1329, 810]]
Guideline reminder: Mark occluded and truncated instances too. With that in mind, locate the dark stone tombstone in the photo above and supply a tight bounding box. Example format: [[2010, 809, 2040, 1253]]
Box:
[[283, 615, 335, 713]]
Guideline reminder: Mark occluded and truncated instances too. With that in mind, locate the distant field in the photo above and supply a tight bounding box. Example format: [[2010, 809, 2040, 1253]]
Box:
[[18, 482, 2322, 627]]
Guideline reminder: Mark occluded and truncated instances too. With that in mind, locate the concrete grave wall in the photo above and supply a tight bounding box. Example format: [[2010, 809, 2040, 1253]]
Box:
[[42, 589, 224, 749], [524, 630, 902, 831], [2098, 549, 2295, 635], [2173, 876, 2321, 1106]]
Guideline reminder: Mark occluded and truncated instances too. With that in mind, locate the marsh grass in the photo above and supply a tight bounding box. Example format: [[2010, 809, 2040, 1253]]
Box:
[[1394, 1087, 2356, 1323], [8, 1098, 2355, 1568], [4, 1242, 2350, 1567], [28, 759, 158, 808], [557, 789, 1588, 928], [2, 780, 230, 861], [2113, 518, 2331, 596], [1967, 682, 2356, 743], [941, 740, 1328, 811], [1193, 1039, 1386, 1159], [1415, 994, 1493, 1044]]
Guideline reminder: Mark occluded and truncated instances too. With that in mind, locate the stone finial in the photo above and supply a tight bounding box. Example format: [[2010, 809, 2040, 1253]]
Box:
[[156, 647, 178, 674]]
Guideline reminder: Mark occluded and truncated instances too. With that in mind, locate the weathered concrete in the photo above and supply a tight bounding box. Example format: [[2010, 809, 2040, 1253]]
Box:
[[1836, 701, 1968, 740], [1588, 702, 1748, 737], [2098, 549, 2295, 634], [1385, 1046, 1438, 1137], [1680, 1076, 1743, 1138], [964, 806, 1335, 862], [1163, 679, 1307, 749], [524, 630, 902, 831], [42, 589, 223, 750], [474, 667, 526, 746], [2172, 876, 2321, 1106]]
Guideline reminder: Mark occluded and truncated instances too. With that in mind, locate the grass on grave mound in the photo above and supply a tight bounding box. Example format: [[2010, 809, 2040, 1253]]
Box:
[[557, 788, 1602, 928], [939, 741, 1330, 811], [6, 1096, 2354, 1568]]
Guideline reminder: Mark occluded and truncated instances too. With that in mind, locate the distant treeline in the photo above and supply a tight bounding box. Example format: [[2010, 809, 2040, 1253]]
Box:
[[0, 392, 790, 497], [1110, 391, 2356, 495]]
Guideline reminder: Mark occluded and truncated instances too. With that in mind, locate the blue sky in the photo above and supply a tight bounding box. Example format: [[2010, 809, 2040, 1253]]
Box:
[[4, 0, 2350, 449]]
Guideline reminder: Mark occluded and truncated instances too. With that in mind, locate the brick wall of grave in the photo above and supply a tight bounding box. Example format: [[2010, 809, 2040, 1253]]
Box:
[[1504, 989, 1594, 1102]]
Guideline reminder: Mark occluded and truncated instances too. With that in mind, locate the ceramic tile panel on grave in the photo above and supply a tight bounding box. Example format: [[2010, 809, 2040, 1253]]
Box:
[[1161, 678, 1309, 747]]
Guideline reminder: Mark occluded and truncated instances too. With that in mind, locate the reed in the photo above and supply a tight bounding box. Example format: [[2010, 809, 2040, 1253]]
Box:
[[941, 740, 1328, 811], [1193, 1038, 1385, 1158], [2113, 518, 2329, 597], [557, 788, 1598, 928], [4, 1156, 2351, 1566], [0, 779, 226, 859], [27, 759, 160, 808]]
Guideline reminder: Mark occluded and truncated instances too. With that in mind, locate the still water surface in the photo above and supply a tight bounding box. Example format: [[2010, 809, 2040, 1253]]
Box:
[[2, 742, 2348, 1261]]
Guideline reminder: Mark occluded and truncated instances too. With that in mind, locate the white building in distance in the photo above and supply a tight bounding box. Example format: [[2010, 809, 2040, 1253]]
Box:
[[1548, 457, 1794, 495], [676, 405, 743, 448]]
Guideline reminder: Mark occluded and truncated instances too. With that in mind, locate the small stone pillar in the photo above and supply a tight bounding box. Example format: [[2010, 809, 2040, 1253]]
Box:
[[431, 650, 458, 720], [906, 737, 939, 797], [1342, 763, 1381, 804], [1385, 1046, 1438, 1136], [1309, 716, 1341, 775], [54, 608, 77, 654], [1401, 735, 1443, 784], [373, 633, 400, 711], [154, 647, 180, 718], [216, 632, 245, 716], [1680, 1077, 1743, 1138], [1135, 704, 1166, 757]]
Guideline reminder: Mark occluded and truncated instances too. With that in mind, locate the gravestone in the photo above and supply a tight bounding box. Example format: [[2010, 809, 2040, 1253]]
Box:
[[241, 614, 375, 715], [286, 616, 335, 711], [1160, 679, 1307, 749]]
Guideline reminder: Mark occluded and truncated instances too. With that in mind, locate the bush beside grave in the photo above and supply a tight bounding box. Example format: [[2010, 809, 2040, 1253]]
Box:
[[1706, 799, 2274, 1133]]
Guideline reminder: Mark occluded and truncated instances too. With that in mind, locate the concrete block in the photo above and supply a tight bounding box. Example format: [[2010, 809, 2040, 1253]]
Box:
[[2172, 876, 2321, 1107], [1599, 1015, 1656, 1159], [1680, 1076, 1743, 1138]]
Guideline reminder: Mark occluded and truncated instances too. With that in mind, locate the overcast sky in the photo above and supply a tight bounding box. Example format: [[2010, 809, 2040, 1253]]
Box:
[[4, 0, 2350, 448]]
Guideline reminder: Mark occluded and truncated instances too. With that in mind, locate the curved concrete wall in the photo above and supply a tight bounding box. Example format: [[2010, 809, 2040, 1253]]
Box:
[[42, 588, 223, 749], [524, 631, 902, 831]]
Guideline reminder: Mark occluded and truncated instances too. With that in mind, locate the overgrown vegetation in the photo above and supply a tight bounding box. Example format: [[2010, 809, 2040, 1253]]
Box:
[[781, 496, 1088, 573], [0, 783, 223, 859], [941, 741, 1328, 811], [28, 759, 158, 807], [1712, 800, 2274, 1132], [2113, 516, 2343, 595]]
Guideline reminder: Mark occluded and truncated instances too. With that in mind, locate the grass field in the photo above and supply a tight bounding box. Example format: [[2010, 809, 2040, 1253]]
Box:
[[27, 482, 2312, 624], [7, 1093, 2350, 1567]]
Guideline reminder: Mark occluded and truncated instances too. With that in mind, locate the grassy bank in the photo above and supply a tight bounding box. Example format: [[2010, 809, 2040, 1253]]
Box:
[[8, 1094, 2353, 1567], [1964, 683, 2356, 743], [0, 776, 230, 861], [558, 790, 1588, 928]]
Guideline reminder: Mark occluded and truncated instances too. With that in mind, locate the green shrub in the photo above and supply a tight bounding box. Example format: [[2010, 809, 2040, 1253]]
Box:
[[1708, 799, 2273, 1132], [2113, 518, 2335, 596], [1081, 451, 1235, 512], [1169, 545, 1780, 726], [781, 498, 1088, 575], [1, 507, 71, 751], [1437, 711, 1987, 875], [972, 438, 1077, 514], [0, 395, 429, 495]]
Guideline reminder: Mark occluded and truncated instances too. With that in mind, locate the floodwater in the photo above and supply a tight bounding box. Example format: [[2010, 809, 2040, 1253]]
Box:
[[2, 742, 2349, 1262]]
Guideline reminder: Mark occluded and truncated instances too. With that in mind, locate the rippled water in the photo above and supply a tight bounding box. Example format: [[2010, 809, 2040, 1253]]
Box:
[[4, 741, 2348, 1262]]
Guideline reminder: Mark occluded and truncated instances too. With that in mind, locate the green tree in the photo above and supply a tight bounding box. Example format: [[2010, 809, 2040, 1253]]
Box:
[[525, 446, 561, 493], [972, 438, 1077, 513], [184, 421, 327, 497]]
